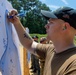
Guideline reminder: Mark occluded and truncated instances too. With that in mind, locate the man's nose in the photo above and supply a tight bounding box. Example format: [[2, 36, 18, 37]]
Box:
[[45, 24, 49, 29]]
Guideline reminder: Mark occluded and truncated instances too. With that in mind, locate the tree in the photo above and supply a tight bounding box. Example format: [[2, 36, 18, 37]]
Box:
[[8, 0, 51, 34]]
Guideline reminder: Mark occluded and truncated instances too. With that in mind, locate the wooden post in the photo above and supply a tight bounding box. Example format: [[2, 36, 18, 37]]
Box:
[[23, 48, 30, 75]]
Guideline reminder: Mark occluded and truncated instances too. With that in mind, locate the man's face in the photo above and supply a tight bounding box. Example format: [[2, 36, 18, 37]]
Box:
[[45, 18, 65, 41], [40, 39, 47, 44]]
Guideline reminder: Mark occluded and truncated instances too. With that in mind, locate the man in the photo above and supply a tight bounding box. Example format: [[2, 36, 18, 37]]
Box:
[[30, 35, 40, 75], [39, 37, 47, 75], [8, 6, 76, 75], [40, 37, 47, 44]]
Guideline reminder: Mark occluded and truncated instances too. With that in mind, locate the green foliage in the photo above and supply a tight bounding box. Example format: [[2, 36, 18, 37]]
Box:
[[8, 0, 51, 34], [25, 11, 47, 34]]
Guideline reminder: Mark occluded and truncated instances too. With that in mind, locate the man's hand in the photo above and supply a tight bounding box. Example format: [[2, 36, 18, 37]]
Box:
[[7, 10, 21, 25]]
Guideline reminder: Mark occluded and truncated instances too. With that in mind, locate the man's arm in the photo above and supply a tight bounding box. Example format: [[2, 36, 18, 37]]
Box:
[[8, 10, 36, 50]]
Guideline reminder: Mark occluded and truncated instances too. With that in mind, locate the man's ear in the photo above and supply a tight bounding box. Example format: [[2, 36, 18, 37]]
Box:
[[63, 26, 67, 30], [63, 22, 70, 30]]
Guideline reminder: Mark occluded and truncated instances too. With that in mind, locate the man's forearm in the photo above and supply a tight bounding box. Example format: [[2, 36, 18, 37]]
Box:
[[13, 22, 33, 49]]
